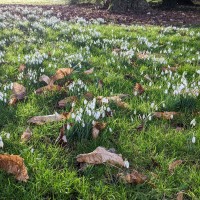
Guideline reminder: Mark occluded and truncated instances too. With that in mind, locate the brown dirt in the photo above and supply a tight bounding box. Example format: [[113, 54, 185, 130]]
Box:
[[0, 3, 200, 26]]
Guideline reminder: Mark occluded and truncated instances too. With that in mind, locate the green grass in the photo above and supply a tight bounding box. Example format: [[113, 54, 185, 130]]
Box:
[[0, 5, 200, 200]]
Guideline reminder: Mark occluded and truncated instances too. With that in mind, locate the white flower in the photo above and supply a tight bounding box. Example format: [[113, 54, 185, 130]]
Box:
[[150, 102, 155, 108], [84, 99, 88, 105], [67, 123, 71, 130], [71, 113, 75, 119], [82, 122, 85, 127], [31, 148, 34, 153], [72, 102, 75, 107], [0, 136, 3, 148], [6, 133, 10, 139], [192, 136, 196, 144], [190, 118, 196, 127], [102, 98, 109, 104], [94, 111, 101, 120], [109, 128, 112, 133], [124, 160, 130, 168]]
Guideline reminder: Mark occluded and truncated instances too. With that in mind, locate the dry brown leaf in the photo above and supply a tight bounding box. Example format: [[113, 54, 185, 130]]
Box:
[[50, 68, 73, 84], [112, 48, 121, 54], [136, 124, 144, 132], [55, 125, 68, 147], [84, 68, 94, 75], [27, 112, 70, 125], [12, 83, 26, 100], [154, 112, 180, 120], [35, 85, 62, 94], [76, 147, 125, 167], [84, 92, 94, 101], [0, 154, 29, 182], [177, 191, 184, 200], [98, 80, 103, 89], [19, 64, 26, 72], [39, 75, 51, 85], [92, 122, 107, 139], [9, 83, 26, 105], [58, 96, 77, 108], [21, 127, 32, 142], [97, 94, 129, 108], [162, 67, 177, 72], [137, 52, 149, 60], [118, 170, 147, 184], [134, 83, 145, 95], [169, 160, 183, 173], [115, 101, 129, 108]]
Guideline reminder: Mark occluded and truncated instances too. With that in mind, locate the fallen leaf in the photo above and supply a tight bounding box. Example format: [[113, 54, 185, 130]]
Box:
[[39, 75, 51, 85], [118, 170, 147, 184], [76, 147, 125, 167], [92, 122, 107, 139], [55, 125, 68, 147], [97, 94, 129, 108], [50, 68, 73, 84], [137, 52, 149, 60], [177, 191, 184, 200], [19, 64, 26, 72], [84, 92, 94, 101], [58, 96, 77, 108], [27, 112, 70, 125], [84, 67, 94, 75], [35, 85, 62, 94], [136, 124, 144, 132], [169, 160, 183, 173], [154, 112, 180, 120], [21, 127, 32, 142], [162, 67, 177, 72], [9, 83, 26, 105], [134, 83, 145, 95], [0, 154, 29, 182], [112, 48, 121, 54], [98, 80, 103, 89]]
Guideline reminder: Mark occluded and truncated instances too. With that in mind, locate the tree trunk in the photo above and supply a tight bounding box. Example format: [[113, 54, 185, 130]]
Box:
[[111, 0, 149, 12]]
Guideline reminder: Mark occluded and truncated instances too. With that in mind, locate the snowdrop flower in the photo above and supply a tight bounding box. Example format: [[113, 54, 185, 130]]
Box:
[[124, 160, 130, 168], [72, 102, 75, 107], [67, 123, 71, 130], [102, 98, 109, 104], [94, 111, 101, 120], [131, 116, 133, 122], [150, 102, 155, 108], [6, 133, 10, 139], [82, 122, 85, 127], [192, 135, 196, 144], [31, 148, 34, 153], [109, 128, 113, 133], [190, 118, 196, 127], [148, 115, 152, 121], [0, 136, 3, 148], [71, 113, 75, 119], [84, 99, 88, 105]]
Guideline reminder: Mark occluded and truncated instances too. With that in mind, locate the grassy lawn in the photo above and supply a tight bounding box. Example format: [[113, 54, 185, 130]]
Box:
[[0, 5, 200, 200]]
